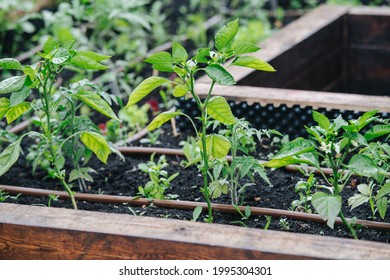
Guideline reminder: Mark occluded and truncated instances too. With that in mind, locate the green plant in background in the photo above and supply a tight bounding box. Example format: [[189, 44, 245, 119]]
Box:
[[125, 19, 275, 222], [35, 0, 167, 97], [105, 103, 150, 144], [0, 36, 119, 209], [138, 154, 179, 199], [0, 0, 39, 56], [140, 129, 162, 146], [179, 136, 202, 168], [265, 110, 390, 239]]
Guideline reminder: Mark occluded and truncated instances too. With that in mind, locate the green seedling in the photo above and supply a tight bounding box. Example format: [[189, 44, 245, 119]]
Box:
[[126, 19, 275, 222], [209, 118, 277, 205], [290, 173, 316, 213], [138, 154, 179, 199], [0, 36, 119, 209]]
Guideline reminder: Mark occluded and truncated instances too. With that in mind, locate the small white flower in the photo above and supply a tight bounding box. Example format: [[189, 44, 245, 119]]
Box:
[[186, 59, 196, 69]]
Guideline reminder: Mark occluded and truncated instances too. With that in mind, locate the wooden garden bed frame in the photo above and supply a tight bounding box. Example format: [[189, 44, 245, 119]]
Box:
[[1, 203, 390, 260], [1, 5, 390, 260]]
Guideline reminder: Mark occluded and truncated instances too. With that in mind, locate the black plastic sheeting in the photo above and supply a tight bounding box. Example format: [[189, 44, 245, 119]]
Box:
[[177, 98, 390, 139]]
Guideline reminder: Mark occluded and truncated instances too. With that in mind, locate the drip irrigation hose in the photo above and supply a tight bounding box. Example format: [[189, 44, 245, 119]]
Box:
[[1, 184, 389, 232]]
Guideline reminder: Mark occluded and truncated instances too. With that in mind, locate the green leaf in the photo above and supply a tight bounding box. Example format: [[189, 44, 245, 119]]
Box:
[[43, 36, 59, 54], [245, 205, 252, 218], [231, 56, 276, 72], [348, 154, 380, 180], [347, 132, 368, 146], [74, 90, 119, 120], [70, 54, 108, 70], [376, 197, 388, 219], [23, 66, 36, 81], [333, 114, 348, 131], [312, 192, 341, 229], [348, 194, 369, 211], [364, 124, 390, 141], [80, 132, 111, 164], [215, 19, 239, 51], [263, 138, 319, 168], [172, 42, 188, 63], [205, 64, 236, 86], [126, 77, 168, 107], [148, 111, 183, 131], [202, 134, 231, 159], [0, 98, 10, 119], [195, 48, 210, 63], [357, 110, 378, 129], [233, 41, 260, 55], [144, 51, 174, 72], [10, 87, 30, 107], [49, 47, 70, 64], [207, 96, 235, 125], [357, 183, 372, 196], [0, 76, 26, 94], [69, 167, 95, 182], [313, 111, 330, 130], [173, 85, 188, 98], [77, 51, 111, 62], [209, 179, 229, 199], [6, 102, 30, 124], [192, 206, 203, 222], [376, 183, 390, 200], [0, 58, 23, 70], [0, 138, 22, 176]]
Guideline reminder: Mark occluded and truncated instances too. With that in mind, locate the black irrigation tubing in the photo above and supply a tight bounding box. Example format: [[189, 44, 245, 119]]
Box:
[[1, 184, 390, 232]]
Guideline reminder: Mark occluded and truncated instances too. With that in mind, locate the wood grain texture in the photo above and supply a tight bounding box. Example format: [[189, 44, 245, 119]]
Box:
[[1, 203, 390, 260], [196, 83, 390, 112], [197, 5, 349, 85]]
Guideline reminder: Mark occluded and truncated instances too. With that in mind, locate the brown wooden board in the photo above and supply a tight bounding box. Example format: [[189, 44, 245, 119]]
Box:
[[348, 7, 390, 45], [197, 5, 350, 87], [1, 203, 390, 259], [238, 19, 345, 90]]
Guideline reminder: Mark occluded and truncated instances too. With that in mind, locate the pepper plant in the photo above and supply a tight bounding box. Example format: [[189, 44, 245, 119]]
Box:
[[209, 118, 275, 205], [125, 19, 275, 222], [0, 36, 119, 209], [264, 110, 390, 239]]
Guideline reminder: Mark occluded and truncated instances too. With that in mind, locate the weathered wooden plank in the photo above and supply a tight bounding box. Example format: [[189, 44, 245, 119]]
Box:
[[1, 203, 390, 259], [198, 5, 350, 86], [348, 7, 390, 45], [196, 83, 390, 112], [284, 49, 343, 91]]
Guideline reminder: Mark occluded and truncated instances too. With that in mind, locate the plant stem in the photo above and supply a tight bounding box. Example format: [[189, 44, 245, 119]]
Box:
[[328, 153, 357, 239], [41, 62, 78, 210], [200, 105, 212, 223], [230, 124, 238, 205]]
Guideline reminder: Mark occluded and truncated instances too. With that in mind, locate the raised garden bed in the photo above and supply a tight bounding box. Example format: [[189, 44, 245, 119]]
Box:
[[1, 5, 390, 260]]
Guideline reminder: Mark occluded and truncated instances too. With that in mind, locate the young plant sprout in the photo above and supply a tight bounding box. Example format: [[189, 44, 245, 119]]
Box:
[[138, 154, 179, 199], [265, 110, 390, 239], [0, 37, 119, 209], [125, 19, 275, 222]]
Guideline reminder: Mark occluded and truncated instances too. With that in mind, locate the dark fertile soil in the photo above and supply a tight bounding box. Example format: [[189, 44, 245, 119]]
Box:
[[0, 126, 389, 243]]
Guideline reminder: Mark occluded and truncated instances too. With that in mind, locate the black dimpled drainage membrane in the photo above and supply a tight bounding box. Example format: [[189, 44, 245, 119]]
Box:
[[177, 98, 389, 139]]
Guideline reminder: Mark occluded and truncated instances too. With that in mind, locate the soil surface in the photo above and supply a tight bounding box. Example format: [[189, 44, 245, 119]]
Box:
[[0, 125, 389, 243]]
